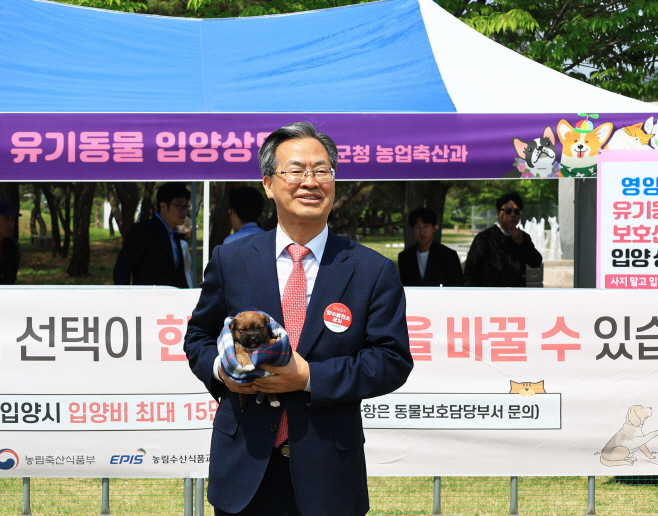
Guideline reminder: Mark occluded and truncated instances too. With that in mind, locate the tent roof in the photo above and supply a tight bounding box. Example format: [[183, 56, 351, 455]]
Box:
[[0, 0, 653, 113]]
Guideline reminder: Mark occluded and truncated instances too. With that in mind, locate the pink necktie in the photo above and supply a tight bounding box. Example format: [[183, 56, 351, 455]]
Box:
[[275, 244, 311, 447]]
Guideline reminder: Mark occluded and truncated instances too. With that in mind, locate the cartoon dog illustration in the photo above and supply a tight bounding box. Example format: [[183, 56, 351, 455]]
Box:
[[600, 405, 658, 467], [605, 123, 655, 150], [557, 115, 613, 177], [512, 127, 559, 178]]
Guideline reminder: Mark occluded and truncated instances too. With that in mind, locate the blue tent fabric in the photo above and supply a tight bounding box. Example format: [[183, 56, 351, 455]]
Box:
[[0, 0, 455, 113]]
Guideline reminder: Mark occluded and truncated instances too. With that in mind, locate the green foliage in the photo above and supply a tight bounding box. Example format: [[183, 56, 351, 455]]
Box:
[[52, 0, 147, 13], [436, 0, 658, 101]]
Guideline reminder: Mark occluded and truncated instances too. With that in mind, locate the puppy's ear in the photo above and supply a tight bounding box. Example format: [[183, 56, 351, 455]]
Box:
[[229, 318, 236, 332], [627, 406, 642, 426], [512, 138, 528, 159]]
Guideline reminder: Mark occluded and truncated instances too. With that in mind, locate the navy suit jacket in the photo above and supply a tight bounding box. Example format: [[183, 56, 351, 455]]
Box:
[[113, 216, 188, 288], [184, 229, 413, 516]]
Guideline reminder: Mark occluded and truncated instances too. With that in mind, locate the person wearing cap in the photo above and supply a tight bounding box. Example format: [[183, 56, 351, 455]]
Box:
[[0, 199, 21, 285], [464, 191, 543, 287], [223, 186, 266, 245], [113, 183, 191, 288]]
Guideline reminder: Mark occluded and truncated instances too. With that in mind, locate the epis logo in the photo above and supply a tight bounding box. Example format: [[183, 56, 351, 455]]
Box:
[[0, 449, 19, 471], [110, 448, 146, 465]]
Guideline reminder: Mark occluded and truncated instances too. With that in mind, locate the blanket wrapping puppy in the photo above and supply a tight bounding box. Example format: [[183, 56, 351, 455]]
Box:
[[217, 311, 291, 404]]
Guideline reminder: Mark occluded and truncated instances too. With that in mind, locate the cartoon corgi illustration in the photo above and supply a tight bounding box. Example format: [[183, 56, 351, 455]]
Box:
[[557, 114, 613, 177], [606, 123, 655, 150]]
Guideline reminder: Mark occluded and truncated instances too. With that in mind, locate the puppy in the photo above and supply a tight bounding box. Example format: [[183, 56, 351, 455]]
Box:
[[600, 405, 658, 466], [512, 126, 559, 178], [229, 311, 281, 409], [557, 119, 613, 177]]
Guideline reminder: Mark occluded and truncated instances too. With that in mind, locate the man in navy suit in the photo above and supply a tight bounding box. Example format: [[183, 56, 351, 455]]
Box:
[[113, 183, 190, 288], [184, 122, 413, 516]]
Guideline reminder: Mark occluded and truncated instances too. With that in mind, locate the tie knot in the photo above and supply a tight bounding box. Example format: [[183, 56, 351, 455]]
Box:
[[287, 244, 311, 263]]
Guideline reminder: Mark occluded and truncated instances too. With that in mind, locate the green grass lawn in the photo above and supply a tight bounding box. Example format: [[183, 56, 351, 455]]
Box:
[[1, 476, 657, 515]]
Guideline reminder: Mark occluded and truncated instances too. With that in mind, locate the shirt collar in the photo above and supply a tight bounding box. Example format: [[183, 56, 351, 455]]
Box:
[[275, 224, 328, 263], [496, 222, 511, 237], [156, 213, 177, 234]]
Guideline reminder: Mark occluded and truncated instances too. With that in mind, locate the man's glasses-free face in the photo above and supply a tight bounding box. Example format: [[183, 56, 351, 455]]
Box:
[[272, 168, 335, 184]]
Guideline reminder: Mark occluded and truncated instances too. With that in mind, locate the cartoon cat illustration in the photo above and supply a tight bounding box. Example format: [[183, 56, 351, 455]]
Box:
[[605, 123, 655, 150], [509, 380, 545, 396]]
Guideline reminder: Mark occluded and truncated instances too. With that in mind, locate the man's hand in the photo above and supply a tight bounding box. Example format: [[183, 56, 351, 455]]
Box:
[[253, 350, 310, 393], [218, 367, 259, 395], [507, 224, 524, 245]]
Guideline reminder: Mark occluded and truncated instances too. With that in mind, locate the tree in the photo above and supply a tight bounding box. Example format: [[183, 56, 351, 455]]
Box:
[[439, 0, 658, 100], [67, 183, 97, 277]]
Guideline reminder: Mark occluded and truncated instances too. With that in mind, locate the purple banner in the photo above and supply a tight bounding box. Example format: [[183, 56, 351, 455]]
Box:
[[1, 113, 656, 181]]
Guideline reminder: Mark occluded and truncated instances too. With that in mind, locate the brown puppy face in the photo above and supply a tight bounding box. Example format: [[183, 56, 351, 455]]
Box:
[[230, 312, 271, 351]]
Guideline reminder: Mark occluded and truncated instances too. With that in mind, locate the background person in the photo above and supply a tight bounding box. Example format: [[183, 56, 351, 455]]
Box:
[[0, 198, 21, 285], [184, 122, 413, 516], [113, 182, 191, 288], [223, 186, 266, 245], [464, 192, 542, 287], [398, 207, 464, 287]]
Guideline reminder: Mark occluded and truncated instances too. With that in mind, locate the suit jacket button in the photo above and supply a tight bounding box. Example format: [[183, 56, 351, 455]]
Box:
[[270, 424, 277, 433]]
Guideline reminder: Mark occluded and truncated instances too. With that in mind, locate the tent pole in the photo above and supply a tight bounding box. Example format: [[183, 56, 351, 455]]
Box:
[[191, 181, 198, 288], [203, 180, 211, 280]]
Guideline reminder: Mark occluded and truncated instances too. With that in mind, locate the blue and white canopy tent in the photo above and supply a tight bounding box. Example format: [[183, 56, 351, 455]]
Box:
[[0, 0, 652, 114], [1, 0, 656, 277]]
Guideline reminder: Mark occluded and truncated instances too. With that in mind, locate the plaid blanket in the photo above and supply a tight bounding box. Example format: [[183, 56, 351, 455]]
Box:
[[217, 311, 291, 403]]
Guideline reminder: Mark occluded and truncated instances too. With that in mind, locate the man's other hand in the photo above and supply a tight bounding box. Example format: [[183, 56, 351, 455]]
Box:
[[253, 350, 310, 393]]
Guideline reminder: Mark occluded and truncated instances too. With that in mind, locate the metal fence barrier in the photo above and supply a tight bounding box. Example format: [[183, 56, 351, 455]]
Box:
[[2, 476, 658, 515]]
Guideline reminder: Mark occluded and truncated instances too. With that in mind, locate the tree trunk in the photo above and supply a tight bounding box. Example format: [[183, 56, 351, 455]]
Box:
[[0, 183, 21, 242], [108, 212, 115, 237], [41, 183, 63, 257], [67, 182, 96, 277], [113, 182, 140, 236], [139, 182, 156, 222], [60, 184, 72, 258], [30, 184, 47, 236], [404, 182, 426, 248], [332, 181, 368, 215], [383, 211, 394, 238], [425, 181, 453, 245], [106, 183, 123, 234], [209, 182, 232, 251]]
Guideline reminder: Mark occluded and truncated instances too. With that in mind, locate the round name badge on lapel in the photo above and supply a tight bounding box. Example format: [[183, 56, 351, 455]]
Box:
[[323, 303, 352, 333]]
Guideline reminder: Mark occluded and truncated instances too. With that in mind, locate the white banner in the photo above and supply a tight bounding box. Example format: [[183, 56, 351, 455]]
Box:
[[2, 287, 658, 477]]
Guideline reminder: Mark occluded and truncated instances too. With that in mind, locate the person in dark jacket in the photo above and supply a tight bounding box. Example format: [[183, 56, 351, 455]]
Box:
[[0, 198, 21, 285], [113, 183, 191, 288], [398, 207, 464, 287], [464, 192, 543, 287]]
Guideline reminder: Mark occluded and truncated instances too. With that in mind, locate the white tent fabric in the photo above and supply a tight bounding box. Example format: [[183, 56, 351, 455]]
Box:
[[418, 0, 651, 113]]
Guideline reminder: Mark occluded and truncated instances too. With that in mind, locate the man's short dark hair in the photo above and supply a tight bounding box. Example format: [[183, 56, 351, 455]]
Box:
[[408, 207, 438, 228], [496, 192, 524, 211], [229, 186, 265, 223], [156, 183, 191, 208], [258, 121, 338, 178]]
